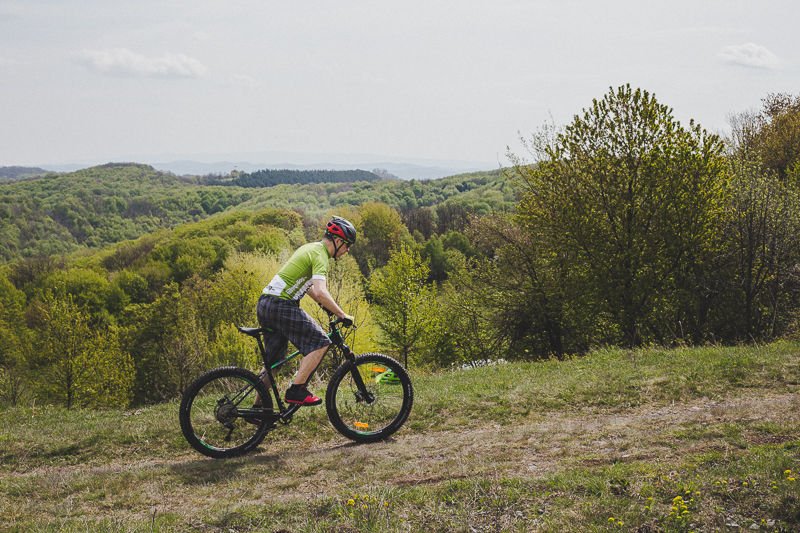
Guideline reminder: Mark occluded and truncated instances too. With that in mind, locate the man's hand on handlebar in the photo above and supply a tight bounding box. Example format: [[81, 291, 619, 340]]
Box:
[[321, 305, 354, 327]]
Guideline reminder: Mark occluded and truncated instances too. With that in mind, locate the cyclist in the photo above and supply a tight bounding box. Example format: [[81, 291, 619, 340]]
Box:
[[256, 216, 356, 406]]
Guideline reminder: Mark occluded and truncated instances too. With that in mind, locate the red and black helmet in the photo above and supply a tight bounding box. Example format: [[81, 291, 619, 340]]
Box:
[[325, 216, 357, 245]]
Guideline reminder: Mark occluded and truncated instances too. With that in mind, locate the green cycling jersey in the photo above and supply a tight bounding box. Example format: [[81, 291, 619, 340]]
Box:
[[262, 241, 331, 301]]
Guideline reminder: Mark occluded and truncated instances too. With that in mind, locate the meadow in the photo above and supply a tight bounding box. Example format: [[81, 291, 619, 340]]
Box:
[[1, 341, 798, 532]]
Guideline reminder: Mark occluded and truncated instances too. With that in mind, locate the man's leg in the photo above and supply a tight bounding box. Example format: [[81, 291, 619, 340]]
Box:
[[252, 373, 271, 408], [284, 345, 331, 405], [293, 345, 330, 385]]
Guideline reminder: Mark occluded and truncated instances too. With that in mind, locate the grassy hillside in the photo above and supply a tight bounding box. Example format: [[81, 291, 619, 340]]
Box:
[[1, 342, 798, 531]]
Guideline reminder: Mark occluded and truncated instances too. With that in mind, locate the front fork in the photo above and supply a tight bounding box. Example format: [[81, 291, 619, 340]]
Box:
[[341, 348, 375, 404]]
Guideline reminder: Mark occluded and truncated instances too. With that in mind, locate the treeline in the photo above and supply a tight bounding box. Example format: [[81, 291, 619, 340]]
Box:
[[2, 86, 798, 411], [203, 168, 382, 187]]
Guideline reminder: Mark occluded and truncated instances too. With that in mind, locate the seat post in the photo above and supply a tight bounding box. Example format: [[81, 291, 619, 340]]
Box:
[[255, 332, 269, 366]]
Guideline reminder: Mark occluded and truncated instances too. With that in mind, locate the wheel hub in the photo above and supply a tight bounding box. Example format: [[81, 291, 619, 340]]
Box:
[[215, 398, 238, 429]]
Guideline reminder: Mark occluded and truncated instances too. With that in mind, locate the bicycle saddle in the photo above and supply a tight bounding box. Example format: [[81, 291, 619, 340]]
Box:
[[236, 326, 272, 338]]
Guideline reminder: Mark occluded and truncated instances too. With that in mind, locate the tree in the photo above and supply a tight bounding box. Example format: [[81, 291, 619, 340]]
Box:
[[30, 292, 133, 408], [40, 268, 112, 321], [351, 202, 412, 275], [755, 93, 800, 181], [721, 105, 800, 339], [428, 253, 510, 366], [369, 244, 435, 367], [403, 207, 437, 240], [511, 85, 728, 347], [0, 271, 29, 405], [422, 236, 447, 282], [0, 322, 28, 406], [124, 282, 210, 403], [162, 302, 210, 396]]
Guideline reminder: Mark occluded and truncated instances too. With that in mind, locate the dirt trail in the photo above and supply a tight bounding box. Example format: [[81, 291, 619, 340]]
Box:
[[310, 390, 800, 488], [5, 389, 798, 515]]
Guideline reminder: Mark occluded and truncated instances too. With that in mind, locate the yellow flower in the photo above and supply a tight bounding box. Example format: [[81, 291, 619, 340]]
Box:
[[346, 499, 355, 506], [608, 517, 616, 522], [784, 469, 792, 476]]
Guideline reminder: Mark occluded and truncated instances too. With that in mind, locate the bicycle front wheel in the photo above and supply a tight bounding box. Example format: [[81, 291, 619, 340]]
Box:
[[179, 366, 274, 459], [326, 353, 413, 443]]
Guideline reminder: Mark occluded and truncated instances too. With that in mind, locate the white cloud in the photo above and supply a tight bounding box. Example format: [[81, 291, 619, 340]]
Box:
[[77, 48, 207, 78], [718, 42, 780, 69]]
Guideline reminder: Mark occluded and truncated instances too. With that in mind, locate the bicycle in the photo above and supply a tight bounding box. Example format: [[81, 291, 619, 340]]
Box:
[[179, 311, 414, 458]]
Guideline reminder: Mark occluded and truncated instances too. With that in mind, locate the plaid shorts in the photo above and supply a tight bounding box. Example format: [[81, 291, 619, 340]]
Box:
[[256, 295, 332, 359]]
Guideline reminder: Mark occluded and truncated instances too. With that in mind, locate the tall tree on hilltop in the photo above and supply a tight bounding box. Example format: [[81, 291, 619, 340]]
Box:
[[511, 85, 728, 347]]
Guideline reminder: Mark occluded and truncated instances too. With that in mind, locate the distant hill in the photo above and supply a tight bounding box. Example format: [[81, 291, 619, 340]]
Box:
[[0, 166, 49, 181], [202, 168, 382, 187], [141, 152, 497, 180], [37, 157, 497, 180]]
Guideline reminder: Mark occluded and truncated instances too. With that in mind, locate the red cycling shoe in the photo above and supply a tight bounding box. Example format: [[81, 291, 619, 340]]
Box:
[[285, 385, 322, 406]]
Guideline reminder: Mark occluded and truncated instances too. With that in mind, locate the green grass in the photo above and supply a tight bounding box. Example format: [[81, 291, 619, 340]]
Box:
[[1, 341, 799, 531]]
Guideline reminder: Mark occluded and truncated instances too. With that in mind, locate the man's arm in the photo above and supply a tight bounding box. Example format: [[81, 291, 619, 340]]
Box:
[[307, 278, 349, 320]]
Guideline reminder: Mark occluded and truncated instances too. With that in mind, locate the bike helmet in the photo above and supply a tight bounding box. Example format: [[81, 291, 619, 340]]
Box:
[[325, 216, 357, 245]]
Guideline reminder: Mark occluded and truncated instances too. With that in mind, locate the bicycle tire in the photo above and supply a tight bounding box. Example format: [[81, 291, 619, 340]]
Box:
[[325, 353, 413, 443], [179, 366, 274, 458]]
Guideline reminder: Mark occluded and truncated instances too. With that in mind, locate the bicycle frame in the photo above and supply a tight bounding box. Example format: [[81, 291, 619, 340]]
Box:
[[239, 316, 370, 426]]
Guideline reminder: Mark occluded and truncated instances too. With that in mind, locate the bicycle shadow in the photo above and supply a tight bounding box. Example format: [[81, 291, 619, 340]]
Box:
[[170, 452, 285, 485], [320, 436, 399, 451]]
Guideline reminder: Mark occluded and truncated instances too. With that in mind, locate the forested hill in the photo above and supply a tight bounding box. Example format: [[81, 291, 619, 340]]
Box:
[[0, 163, 514, 262], [203, 168, 381, 187], [0, 163, 254, 261], [0, 166, 49, 181]]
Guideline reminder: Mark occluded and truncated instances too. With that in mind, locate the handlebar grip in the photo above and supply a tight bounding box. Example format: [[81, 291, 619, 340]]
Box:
[[330, 316, 355, 328]]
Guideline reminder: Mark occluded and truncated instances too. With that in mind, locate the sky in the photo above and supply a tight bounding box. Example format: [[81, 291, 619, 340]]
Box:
[[1, 0, 799, 170]]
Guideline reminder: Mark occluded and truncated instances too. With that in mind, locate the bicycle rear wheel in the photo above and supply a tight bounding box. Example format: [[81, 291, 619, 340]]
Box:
[[326, 353, 413, 443], [179, 366, 274, 458]]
